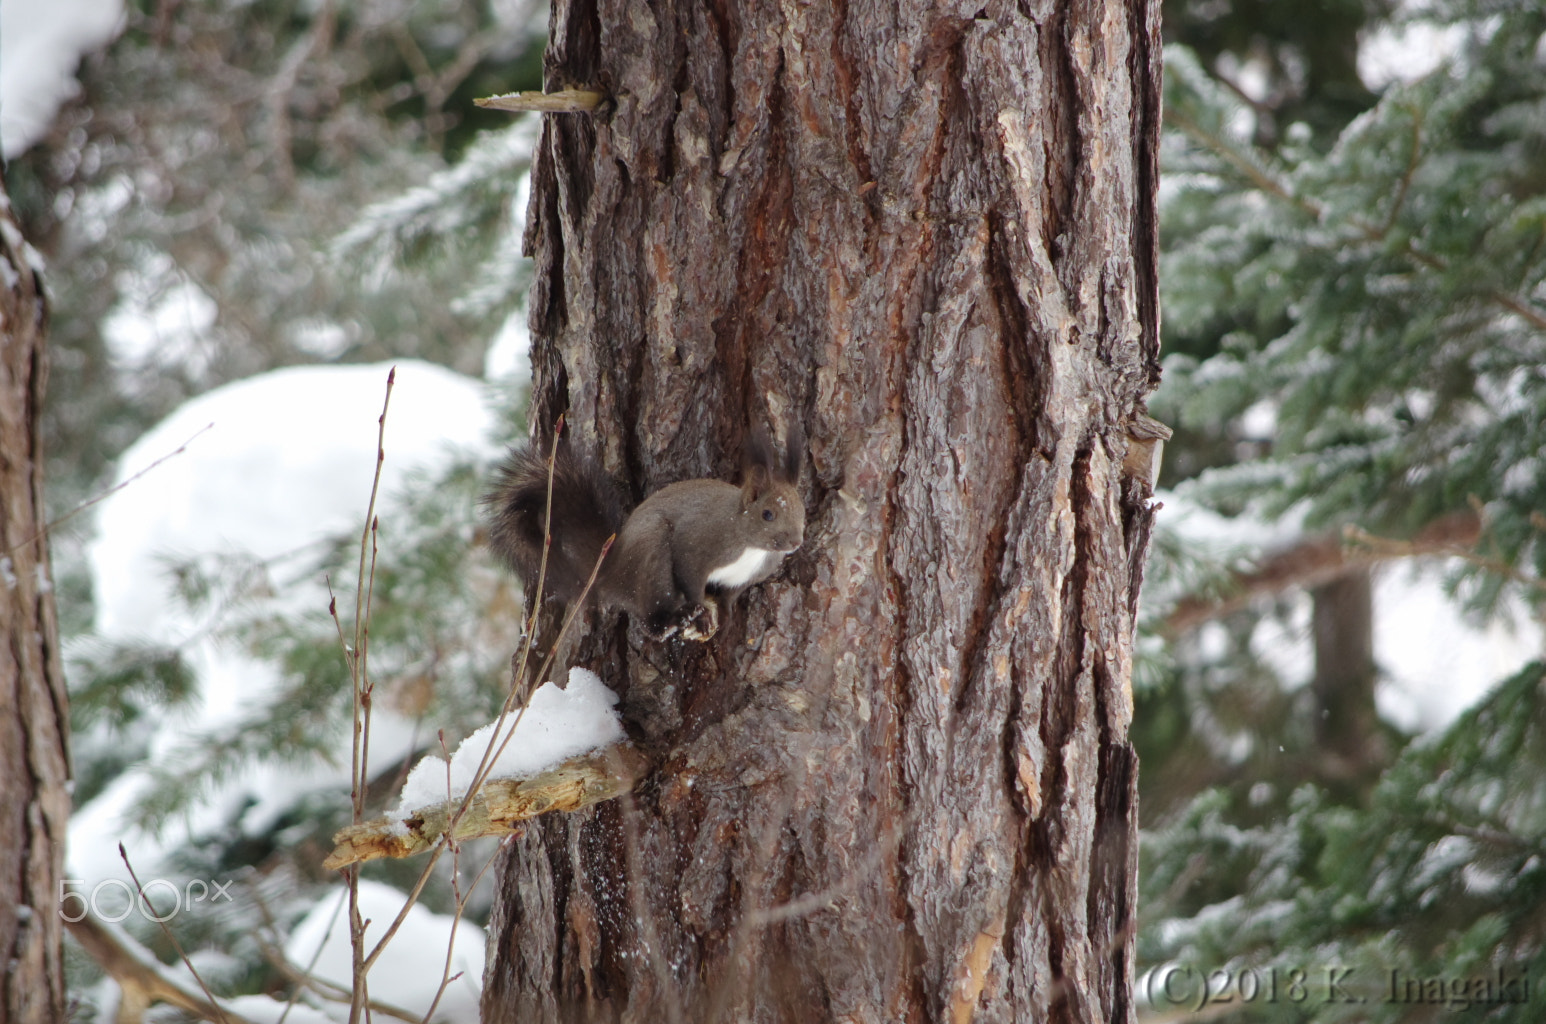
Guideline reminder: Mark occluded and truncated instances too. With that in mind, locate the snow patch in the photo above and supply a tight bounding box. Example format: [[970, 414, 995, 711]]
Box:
[[70, 361, 495, 886], [1359, 20, 1468, 89], [285, 880, 484, 1022], [0, 0, 124, 157], [1373, 561, 1540, 733]]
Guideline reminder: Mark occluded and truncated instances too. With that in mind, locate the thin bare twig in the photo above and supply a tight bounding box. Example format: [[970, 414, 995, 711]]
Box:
[[346, 365, 395, 1024], [256, 930, 420, 1022], [269, 883, 347, 1024], [66, 908, 262, 1024], [356, 417, 629, 977], [8, 421, 213, 554], [358, 528, 617, 971], [419, 844, 503, 1024], [119, 845, 239, 1024]]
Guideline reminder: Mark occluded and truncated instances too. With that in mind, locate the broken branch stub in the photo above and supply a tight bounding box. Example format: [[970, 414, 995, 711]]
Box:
[[324, 743, 648, 871]]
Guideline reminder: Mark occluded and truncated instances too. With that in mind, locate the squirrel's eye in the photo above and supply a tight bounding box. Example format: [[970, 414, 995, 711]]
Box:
[[762, 509, 775, 522]]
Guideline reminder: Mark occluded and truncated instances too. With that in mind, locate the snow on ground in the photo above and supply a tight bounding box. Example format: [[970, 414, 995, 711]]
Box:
[[394, 667, 626, 817], [1157, 490, 1541, 733], [81, 880, 483, 1023], [1359, 18, 1472, 90], [283, 880, 484, 1022], [0, 0, 124, 157], [1372, 562, 1540, 733], [70, 361, 496, 887]]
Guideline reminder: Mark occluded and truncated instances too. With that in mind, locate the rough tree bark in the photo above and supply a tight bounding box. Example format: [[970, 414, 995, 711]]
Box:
[[484, 0, 1161, 1020], [0, 181, 72, 1020]]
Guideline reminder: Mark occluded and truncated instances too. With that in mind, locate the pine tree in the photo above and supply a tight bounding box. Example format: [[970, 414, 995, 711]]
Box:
[[480, 0, 1163, 1016]]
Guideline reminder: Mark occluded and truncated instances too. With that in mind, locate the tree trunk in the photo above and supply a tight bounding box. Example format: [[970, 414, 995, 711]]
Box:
[[484, 0, 1162, 1020], [1310, 568, 1388, 797], [0, 180, 72, 1020]]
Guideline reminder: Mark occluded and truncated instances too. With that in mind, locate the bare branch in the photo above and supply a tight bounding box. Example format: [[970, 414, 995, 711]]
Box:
[[8, 422, 213, 554], [323, 743, 648, 870], [1162, 512, 1484, 636], [475, 89, 605, 113], [66, 909, 261, 1024]]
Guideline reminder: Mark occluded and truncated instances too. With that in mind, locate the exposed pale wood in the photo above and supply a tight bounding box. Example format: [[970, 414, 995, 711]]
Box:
[[475, 89, 604, 112], [324, 744, 648, 869]]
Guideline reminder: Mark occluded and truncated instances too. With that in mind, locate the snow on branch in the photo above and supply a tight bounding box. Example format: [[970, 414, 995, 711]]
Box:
[[324, 669, 645, 870], [325, 744, 646, 869]]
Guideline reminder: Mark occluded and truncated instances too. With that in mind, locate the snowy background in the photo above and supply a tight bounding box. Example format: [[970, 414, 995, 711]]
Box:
[[7, 0, 1542, 1017], [0, 0, 124, 158]]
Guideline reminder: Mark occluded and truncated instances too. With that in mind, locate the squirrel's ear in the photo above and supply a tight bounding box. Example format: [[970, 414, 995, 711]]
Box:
[[743, 424, 776, 476], [741, 462, 771, 506], [782, 420, 804, 482]]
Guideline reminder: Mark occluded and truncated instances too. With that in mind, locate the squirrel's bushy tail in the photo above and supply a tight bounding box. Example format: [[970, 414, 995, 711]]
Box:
[[484, 444, 627, 603]]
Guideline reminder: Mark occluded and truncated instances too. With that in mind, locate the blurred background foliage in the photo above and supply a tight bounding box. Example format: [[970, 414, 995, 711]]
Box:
[[1139, 0, 1546, 1019]]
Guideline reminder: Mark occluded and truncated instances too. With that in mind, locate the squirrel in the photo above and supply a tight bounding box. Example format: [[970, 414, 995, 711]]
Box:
[[485, 425, 805, 640]]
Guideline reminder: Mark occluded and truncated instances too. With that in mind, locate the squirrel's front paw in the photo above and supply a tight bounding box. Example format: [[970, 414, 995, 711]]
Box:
[[679, 599, 720, 642]]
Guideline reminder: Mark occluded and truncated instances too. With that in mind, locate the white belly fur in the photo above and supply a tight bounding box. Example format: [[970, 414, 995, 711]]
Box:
[[706, 547, 781, 588]]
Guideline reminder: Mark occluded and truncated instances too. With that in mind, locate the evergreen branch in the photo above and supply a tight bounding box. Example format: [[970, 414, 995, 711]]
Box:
[[1166, 105, 1546, 334], [1426, 817, 1541, 854], [1482, 285, 1546, 334], [331, 119, 537, 265], [1163, 107, 1307, 210], [1375, 103, 1424, 241]]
